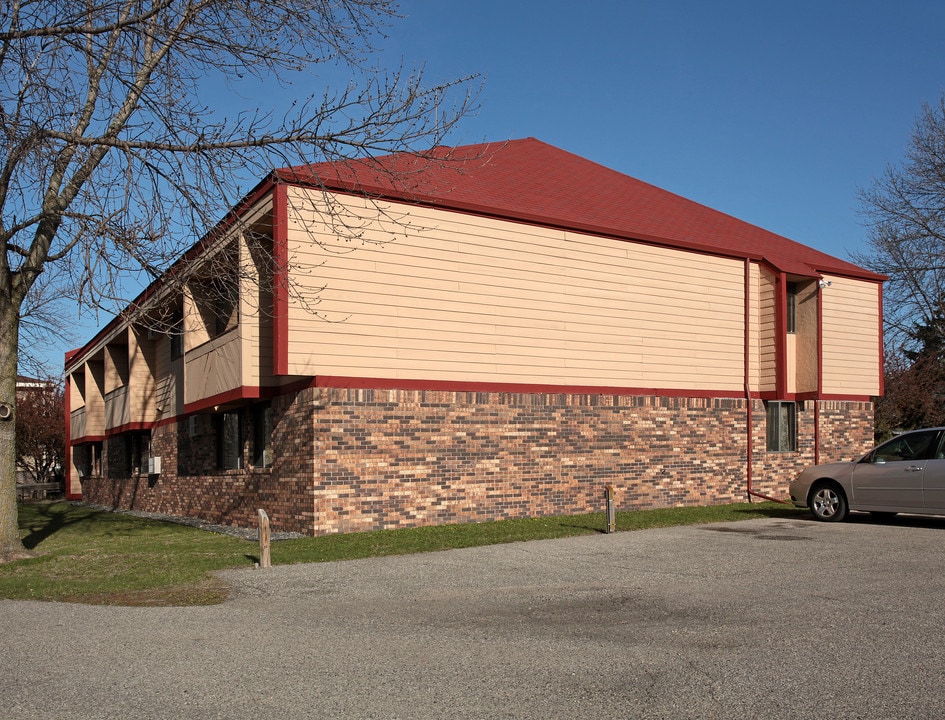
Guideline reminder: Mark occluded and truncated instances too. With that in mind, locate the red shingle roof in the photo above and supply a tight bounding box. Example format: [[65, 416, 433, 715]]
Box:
[[276, 137, 881, 281]]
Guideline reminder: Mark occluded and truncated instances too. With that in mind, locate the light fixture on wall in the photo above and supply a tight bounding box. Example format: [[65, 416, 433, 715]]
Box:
[[819, 280, 832, 289]]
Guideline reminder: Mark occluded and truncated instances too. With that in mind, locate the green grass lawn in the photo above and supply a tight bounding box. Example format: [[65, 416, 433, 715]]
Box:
[[0, 501, 805, 606]]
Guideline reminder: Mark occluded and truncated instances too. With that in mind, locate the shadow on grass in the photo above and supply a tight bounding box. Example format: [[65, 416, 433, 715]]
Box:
[[19, 502, 104, 550]]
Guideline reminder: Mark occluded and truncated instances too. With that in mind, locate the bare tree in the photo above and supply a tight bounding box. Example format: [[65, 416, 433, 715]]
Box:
[[855, 95, 945, 434], [15, 380, 64, 488], [0, 0, 478, 559], [856, 95, 945, 349]]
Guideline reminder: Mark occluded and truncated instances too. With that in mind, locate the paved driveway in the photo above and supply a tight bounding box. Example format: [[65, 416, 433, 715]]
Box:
[[3, 514, 945, 719]]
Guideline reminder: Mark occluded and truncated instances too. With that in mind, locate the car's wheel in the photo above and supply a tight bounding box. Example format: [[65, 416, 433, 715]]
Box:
[[809, 482, 848, 522]]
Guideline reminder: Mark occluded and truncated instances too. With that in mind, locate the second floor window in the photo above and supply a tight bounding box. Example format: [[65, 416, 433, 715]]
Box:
[[786, 282, 797, 334]]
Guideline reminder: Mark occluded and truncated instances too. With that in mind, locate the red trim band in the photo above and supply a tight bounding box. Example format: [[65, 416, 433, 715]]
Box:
[[311, 375, 748, 398], [183, 386, 265, 415]]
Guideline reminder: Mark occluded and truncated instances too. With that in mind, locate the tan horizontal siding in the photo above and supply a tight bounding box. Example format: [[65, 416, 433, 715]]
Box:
[[821, 276, 881, 395], [747, 264, 759, 387], [284, 189, 747, 391], [69, 374, 85, 411], [238, 248, 275, 387], [757, 268, 777, 392]]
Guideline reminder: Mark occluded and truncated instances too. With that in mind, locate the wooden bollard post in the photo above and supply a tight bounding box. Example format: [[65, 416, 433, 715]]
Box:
[[605, 485, 616, 534], [257, 508, 272, 568]]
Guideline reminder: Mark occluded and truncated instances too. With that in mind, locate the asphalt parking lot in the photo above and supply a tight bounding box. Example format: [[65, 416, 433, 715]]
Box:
[[3, 513, 945, 719]]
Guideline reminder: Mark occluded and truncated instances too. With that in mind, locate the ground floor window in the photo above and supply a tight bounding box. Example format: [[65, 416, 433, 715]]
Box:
[[765, 401, 796, 452], [74, 441, 103, 478], [105, 431, 150, 477], [253, 402, 273, 469], [215, 411, 243, 470]]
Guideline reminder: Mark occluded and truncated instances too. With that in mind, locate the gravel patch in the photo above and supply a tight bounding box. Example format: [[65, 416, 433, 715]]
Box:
[[73, 502, 305, 541]]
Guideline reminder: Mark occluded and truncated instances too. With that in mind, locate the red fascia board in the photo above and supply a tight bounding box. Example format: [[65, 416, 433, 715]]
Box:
[[793, 391, 821, 401], [172, 373, 761, 402], [70, 434, 106, 444], [183, 386, 265, 415], [311, 375, 747, 399], [102, 421, 157, 437], [314, 376, 875, 403]]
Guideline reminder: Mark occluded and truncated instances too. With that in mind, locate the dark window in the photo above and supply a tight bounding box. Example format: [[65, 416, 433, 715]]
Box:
[[125, 431, 150, 475], [253, 402, 273, 468], [766, 401, 796, 452], [786, 282, 797, 334], [216, 411, 243, 470], [75, 441, 103, 478]]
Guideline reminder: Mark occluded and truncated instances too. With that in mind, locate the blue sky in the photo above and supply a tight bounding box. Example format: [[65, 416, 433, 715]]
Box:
[[384, 0, 944, 258], [48, 0, 945, 369]]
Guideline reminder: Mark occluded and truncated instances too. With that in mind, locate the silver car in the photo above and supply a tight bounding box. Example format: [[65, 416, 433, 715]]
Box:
[[790, 427, 945, 521]]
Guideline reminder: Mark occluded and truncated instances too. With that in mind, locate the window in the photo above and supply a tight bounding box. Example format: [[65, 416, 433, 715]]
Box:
[[75, 441, 103, 478], [868, 430, 942, 463], [786, 282, 797, 334], [253, 402, 273, 469], [766, 401, 796, 452], [123, 431, 150, 475], [215, 411, 243, 470]]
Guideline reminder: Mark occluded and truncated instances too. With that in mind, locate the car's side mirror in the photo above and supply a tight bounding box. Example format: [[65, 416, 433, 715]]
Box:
[[873, 456, 886, 464]]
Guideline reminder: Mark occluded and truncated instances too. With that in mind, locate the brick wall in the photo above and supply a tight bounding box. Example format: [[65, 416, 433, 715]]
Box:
[[817, 400, 875, 462], [79, 388, 874, 536], [747, 399, 874, 500], [82, 388, 317, 534]]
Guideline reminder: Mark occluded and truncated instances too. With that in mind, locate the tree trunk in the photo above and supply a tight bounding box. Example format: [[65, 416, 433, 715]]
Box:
[[0, 298, 26, 559]]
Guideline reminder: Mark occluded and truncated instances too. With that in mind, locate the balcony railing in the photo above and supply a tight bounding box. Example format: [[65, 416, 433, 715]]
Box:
[[104, 385, 131, 430], [184, 329, 241, 405]]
